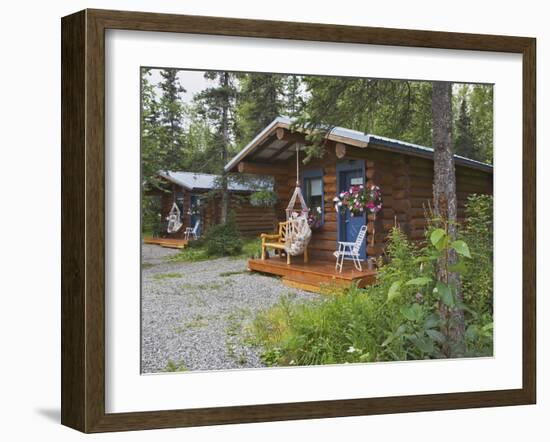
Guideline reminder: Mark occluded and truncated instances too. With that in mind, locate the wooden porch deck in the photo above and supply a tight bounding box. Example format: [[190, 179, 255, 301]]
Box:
[[248, 256, 377, 293], [143, 237, 188, 249]]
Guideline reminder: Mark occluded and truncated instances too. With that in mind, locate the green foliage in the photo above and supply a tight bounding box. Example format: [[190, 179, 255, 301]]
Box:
[[153, 272, 183, 280], [241, 237, 263, 259], [250, 223, 493, 367], [460, 194, 494, 316], [141, 195, 162, 236], [141, 68, 190, 190], [453, 84, 494, 163], [454, 98, 477, 160], [169, 247, 210, 263], [164, 360, 189, 372], [250, 190, 278, 207], [203, 211, 243, 257], [293, 78, 433, 161], [236, 73, 286, 147]]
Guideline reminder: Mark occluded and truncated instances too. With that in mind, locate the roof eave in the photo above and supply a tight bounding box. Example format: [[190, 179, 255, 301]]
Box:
[[158, 172, 193, 190]]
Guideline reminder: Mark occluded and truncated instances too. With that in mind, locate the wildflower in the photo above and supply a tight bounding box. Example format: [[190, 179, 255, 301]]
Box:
[[347, 346, 356, 353]]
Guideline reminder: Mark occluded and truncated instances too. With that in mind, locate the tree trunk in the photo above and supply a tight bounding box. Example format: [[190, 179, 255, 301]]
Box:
[[431, 81, 465, 355], [220, 72, 230, 224]]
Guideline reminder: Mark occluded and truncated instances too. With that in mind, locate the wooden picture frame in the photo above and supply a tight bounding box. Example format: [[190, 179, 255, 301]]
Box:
[[61, 8, 536, 433]]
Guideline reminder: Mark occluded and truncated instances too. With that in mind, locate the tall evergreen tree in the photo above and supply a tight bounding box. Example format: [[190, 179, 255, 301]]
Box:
[[284, 75, 304, 116], [469, 85, 493, 163], [194, 71, 239, 223], [158, 69, 187, 170], [141, 68, 163, 189], [236, 73, 286, 146], [454, 98, 477, 160], [293, 77, 434, 161]]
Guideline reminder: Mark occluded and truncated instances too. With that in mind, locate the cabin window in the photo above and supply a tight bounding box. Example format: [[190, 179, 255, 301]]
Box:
[[303, 169, 324, 224]]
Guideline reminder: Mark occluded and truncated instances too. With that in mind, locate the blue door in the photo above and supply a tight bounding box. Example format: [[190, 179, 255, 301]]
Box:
[[337, 161, 367, 260], [189, 195, 202, 237]]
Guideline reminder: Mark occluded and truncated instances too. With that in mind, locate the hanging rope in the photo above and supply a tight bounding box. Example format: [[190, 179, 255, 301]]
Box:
[[283, 144, 311, 256]]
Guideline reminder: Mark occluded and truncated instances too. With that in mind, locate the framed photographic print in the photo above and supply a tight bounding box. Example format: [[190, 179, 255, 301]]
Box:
[[61, 9, 536, 433]]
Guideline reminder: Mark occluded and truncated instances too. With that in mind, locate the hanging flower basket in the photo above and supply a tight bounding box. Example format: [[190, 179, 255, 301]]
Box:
[[333, 184, 382, 216], [307, 206, 323, 230]]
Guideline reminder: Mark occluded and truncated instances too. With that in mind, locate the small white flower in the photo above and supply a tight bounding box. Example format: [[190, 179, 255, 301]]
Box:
[[316, 206, 322, 214], [347, 346, 356, 353], [340, 193, 345, 198], [337, 202, 342, 207], [433, 287, 439, 293]]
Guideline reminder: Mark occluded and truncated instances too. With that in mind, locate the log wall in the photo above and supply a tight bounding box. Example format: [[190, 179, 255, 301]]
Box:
[[156, 186, 276, 239], [270, 139, 493, 260]]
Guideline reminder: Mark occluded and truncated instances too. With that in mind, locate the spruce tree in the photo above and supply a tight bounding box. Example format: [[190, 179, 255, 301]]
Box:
[[194, 71, 239, 223], [158, 68, 187, 170], [141, 68, 163, 189], [454, 98, 477, 160], [236, 73, 285, 146]]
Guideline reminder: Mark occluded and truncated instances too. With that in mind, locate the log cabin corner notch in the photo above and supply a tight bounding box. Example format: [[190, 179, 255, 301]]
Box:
[[225, 116, 493, 261]]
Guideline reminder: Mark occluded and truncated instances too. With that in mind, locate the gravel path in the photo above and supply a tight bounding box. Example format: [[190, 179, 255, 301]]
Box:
[[141, 244, 319, 373]]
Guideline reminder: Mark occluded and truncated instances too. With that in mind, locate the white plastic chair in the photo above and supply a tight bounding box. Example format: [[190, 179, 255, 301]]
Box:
[[333, 225, 368, 273], [184, 220, 200, 241]]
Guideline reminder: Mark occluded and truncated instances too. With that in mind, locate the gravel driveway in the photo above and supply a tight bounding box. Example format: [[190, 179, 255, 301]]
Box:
[[141, 244, 319, 373]]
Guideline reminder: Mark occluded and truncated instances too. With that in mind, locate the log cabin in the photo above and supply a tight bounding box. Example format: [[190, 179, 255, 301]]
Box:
[[224, 116, 493, 291], [144, 171, 276, 244]]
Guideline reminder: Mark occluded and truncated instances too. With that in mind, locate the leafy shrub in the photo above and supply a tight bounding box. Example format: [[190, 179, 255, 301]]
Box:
[[249, 228, 427, 366], [186, 237, 206, 249], [242, 237, 262, 259], [250, 222, 494, 366], [203, 211, 243, 256], [460, 194, 493, 316], [250, 190, 278, 207]]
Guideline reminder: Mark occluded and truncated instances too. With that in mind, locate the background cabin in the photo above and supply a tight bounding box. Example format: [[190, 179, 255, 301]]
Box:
[[144, 171, 276, 239], [225, 116, 493, 262]]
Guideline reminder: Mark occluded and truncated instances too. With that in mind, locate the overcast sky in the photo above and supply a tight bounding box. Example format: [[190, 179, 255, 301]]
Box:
[[146, 68, 212, 104]]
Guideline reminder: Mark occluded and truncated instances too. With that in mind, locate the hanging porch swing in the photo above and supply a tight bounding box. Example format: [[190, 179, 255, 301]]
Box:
[[260, 145, 312, 264], [166, 202, 184, 234]]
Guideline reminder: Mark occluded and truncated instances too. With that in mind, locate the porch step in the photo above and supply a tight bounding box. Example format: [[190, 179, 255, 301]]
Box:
[[143, 237, 188, 249], [282, 277, 322, 293], [248, 257, 377, 294]]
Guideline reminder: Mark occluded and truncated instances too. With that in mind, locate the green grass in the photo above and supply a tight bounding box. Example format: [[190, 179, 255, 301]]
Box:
[[164, 360, 189, 372], [168, 248, 210, 263], [153, 272, 183, 280], [141, 262, 156, 269], [168, 237, 262, 263], [240, 237, 262, 259], [174, 315, 209, 332], [196, 281, 229, 291], [224, 308, 252, 365]]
